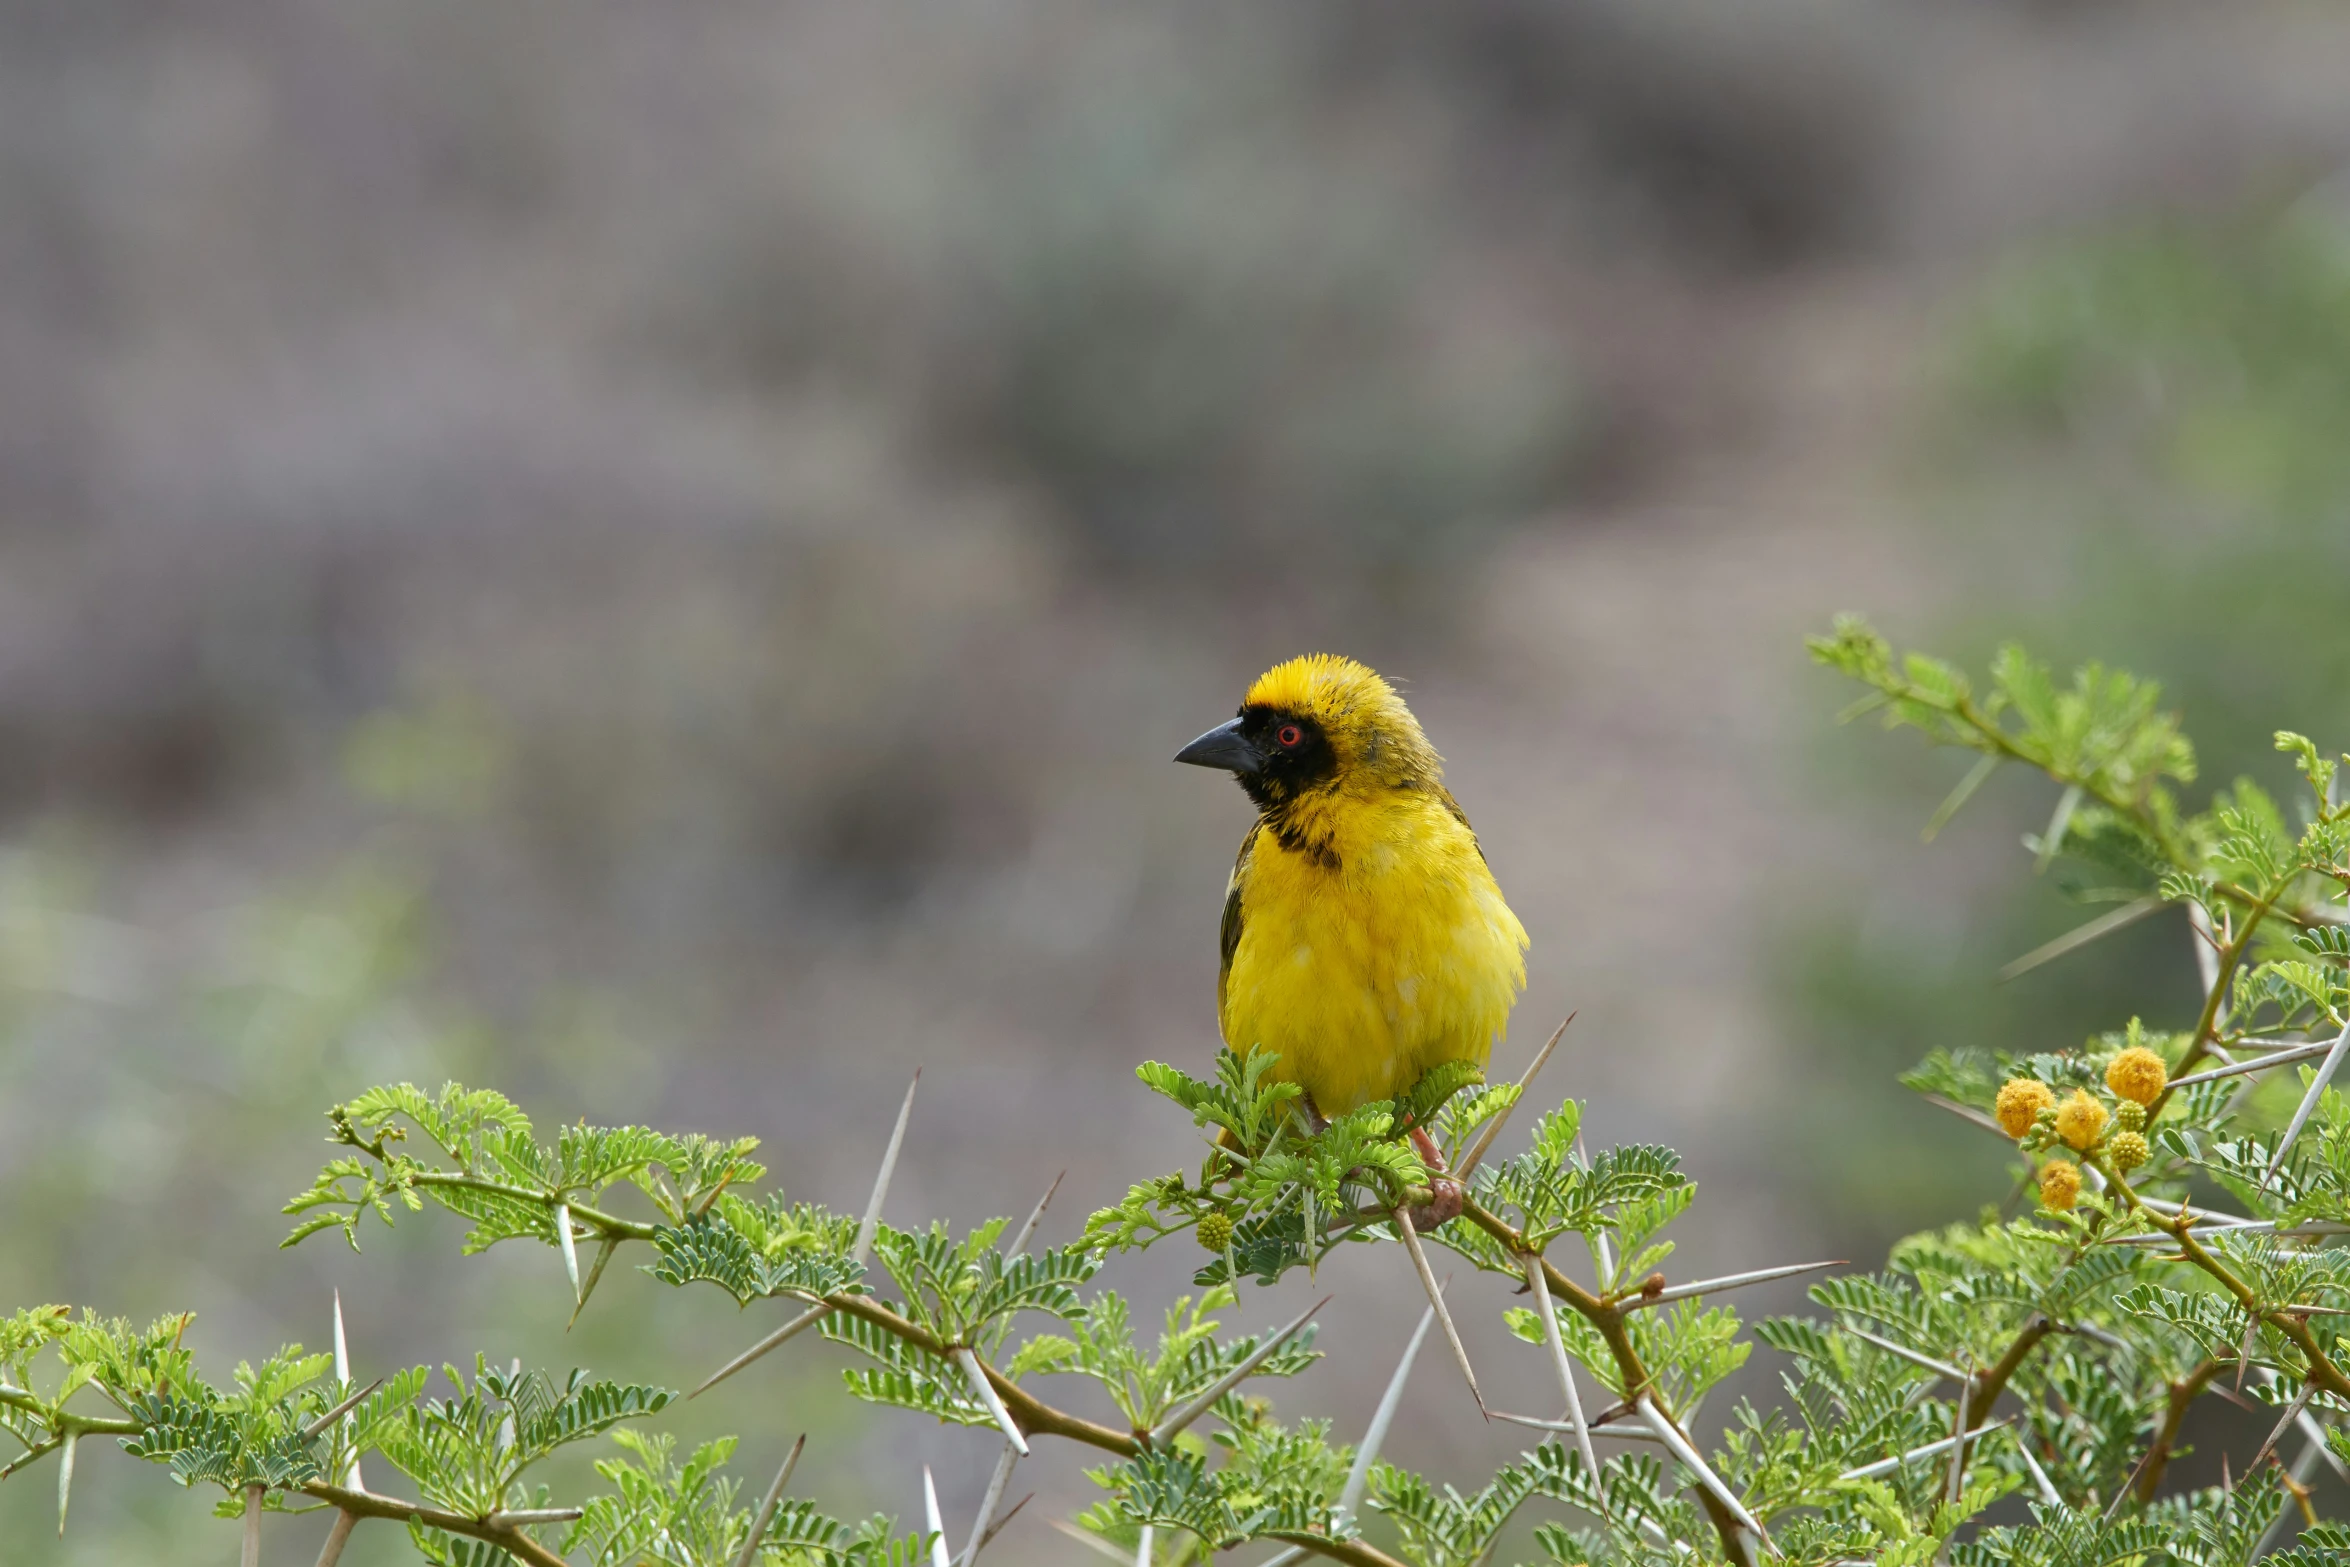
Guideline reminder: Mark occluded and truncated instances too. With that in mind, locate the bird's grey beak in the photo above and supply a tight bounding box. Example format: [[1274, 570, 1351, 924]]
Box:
[[1174, 717, 1260, 774]]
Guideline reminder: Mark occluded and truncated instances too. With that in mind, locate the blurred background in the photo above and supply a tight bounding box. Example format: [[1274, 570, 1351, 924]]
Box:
[[5, 1, 2350, 1560]]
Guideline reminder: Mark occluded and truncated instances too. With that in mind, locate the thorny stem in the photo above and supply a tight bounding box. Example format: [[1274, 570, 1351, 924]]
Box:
[[1459, 1196, 1757, 1564], [2100, 1162, 2350, 1407], [1966, 1315, 2056, 1434], [302, 1481, 573, 1567], [2176, 876, 2290, 1077]]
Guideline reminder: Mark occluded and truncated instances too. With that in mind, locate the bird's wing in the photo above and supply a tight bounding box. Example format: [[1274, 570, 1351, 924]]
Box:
[[1433, 783, 1491, 867], [1216, 821, 1260, 1017]]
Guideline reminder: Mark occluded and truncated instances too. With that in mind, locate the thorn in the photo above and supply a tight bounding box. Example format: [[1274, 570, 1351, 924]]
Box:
[[2263, 1014, 2350, 1189], [699, 1075, 918, 1398], [1456, 1013, 1574, 1181], [301, 1378, 385, 1440], [1394, 1211, 1480, 1412], [1842, 1325, 1968, 1383], [1134, 1522, 1154, 1567], [953, 1348, 1029, 1456], [1333, 1303, 1436, 1530], [56, 1430, 75, 1538], [555, 1203, 582, 1303], [974, 1492, 1030, 1557], [956, 1438, 1020, 1567], [732, 1436, 805, 1567], [1048, 1518, 1146, 1565], [332, 1290, 363, 1488], [1637, 1392, 1770, 1548], [1837, 1416, 2017, 1482], [1998, 895, 2163, 983], [1006, 1171, 1066, 1259], [923, 1465, 952, 1567], [1520, 1251, 1605, 1516], [692, 1303, 829, 1398], [568, 1234, 621, 1332], [860, 1073, 922, 1266], [1618, 1259, 1846, 1312], [1146, 1296, 1329, 1447]]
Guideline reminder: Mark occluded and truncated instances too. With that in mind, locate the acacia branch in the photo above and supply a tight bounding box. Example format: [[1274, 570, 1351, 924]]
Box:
[[301, 1481, 572, 1567], [1459, 1197, 1756, 1564], [2135, 1356, 2230, 1504]]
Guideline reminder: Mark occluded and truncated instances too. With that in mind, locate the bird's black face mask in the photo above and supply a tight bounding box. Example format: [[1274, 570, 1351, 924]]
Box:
[[1175, 707, 1337, 811]]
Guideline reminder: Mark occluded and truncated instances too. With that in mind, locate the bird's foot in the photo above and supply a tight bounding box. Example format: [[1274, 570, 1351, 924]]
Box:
[[1406, 1125, 1463, 1228], [1407, 1175, 1465, 1231]]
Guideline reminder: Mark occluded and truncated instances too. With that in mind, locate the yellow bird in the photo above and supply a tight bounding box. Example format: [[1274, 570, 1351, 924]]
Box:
[[1175, 655, 1528, 1207]]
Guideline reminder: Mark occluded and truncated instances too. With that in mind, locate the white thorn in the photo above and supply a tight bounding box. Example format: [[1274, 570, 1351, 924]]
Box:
[[2008, 1423, 2061, 1507], [1836, 1416, 2016, 1482], [555, 1202, 582, 1303], [1520, 1251, 1604, 1511], [956, 1438, 1019, 1567], [953, 1348, 1029, 1456], [2264, 1012, 2350, 1188], [240, 1482, 263, 1567], [1619, 1259, 1844, 1312], [332, 1291, 363, 1489], [1843, 1325, 1968, 1383], [1146, 1297, 1327, 1448], [1637, 1391, 1770, 1548], [56, 1429, 75, 1538], [923, 1465, 952, 1567], [1134, 1522, 1154, 1567], [1335, 1304, 1434, 1531], [2168, 1039, 2339, 1090]]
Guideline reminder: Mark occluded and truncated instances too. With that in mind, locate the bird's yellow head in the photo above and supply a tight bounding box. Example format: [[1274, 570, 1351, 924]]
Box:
[[1174, 655, 1442, 813]]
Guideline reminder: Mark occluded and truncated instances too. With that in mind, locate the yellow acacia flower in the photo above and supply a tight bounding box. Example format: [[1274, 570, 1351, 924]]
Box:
[[2105, 1047, 2167, 1107], [2039, 1161, 2082, 1211], [2054, 1089, 2108, 1152], [1995, 1079, 2056, 1140]]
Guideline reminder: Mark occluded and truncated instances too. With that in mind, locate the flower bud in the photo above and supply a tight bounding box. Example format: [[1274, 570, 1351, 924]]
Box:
[[2038, 1160, 2082, 1211], [1995, 1079, 2057, 1140], [2107, 1131, 2150, 1174], [1196, 1212, 1234, 1253], [2054, 1089, 2108, 1152], [2114, 1101, 2146, 1134], [2105, 1047, 2167, 1107]]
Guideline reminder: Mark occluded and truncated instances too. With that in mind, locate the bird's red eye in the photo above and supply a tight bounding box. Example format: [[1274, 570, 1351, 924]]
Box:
[[1276, 724, 1304, 748]]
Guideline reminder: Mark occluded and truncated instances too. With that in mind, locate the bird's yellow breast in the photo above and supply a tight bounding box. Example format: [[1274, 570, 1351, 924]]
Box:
[[1217, 787, 1527, 1115]]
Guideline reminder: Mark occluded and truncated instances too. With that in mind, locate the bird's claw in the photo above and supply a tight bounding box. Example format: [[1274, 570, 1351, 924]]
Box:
[[1408, 1175, 1464, 1231]]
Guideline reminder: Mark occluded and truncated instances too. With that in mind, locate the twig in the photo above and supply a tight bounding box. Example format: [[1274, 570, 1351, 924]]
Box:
[[1147, 1296, 1329, 1447], [733, 1435, 805, 1567], [1944, 1370, 1971, 1506], [1618, 1259, 1844, 1312], [1487, 1409, 1662, 1442], [312, 1511, 359, 1567], [301, 1379, 384, 1440], [1050, 1519, 1145, 1565], [955, 1347, 1030, 1455], [1520, 1251, 1604, 1511], [1456, 1014, 1573, 1180], [568, 1235, 620, 1330], [1394, 1211, 1480, 1411]]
